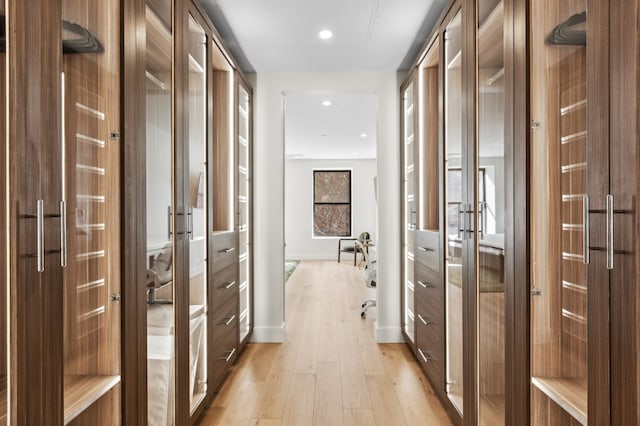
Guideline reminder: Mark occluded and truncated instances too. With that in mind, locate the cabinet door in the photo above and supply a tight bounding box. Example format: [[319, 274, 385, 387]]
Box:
[[8, 2, 64, 422], [401, 75, 417, 344], [476, 0, 506, 424], [443, 9, 464, 415], [145, 1, 177, 424], [62, 0, 123, 422], [529, 0, 610, 423], [186, 12, 208, 415], [237, 78, 252, 345]]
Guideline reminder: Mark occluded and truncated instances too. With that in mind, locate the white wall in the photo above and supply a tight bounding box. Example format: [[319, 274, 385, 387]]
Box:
[[285, 159, 377, 260], [252, 71, 401, 343]]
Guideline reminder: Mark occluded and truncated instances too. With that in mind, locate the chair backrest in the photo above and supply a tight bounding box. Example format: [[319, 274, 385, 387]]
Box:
[[355, 241, 376, 287]]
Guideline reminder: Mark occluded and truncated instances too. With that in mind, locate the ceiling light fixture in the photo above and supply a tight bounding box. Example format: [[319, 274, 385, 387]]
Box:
[[360, 133, 367, 138], [321, 100, 332, 107], [318, 29, 333, 40]]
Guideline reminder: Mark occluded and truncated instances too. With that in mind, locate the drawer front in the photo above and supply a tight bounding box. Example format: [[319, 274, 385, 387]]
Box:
[[415, 294, 442, 332], [211, 327, 238, 391], [414, 230, 440, 270], [414, 262, 442, 311], [211, 297, 238, 347], [416, 323, 444, 387], [211, 262, 239, 313], [212, 231, 238, 273]]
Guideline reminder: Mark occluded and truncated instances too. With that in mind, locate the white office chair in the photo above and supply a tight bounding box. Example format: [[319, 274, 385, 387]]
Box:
[[356, 240, 377, 318]]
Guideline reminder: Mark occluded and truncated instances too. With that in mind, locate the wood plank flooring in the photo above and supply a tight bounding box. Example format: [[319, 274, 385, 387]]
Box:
[[198, 260, 451, 426]]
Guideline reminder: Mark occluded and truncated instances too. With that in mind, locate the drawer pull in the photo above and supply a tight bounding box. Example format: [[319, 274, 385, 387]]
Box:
[[417, 246, 434, 252], [417, 280, 433, 289], [221, 348, 236, 362], [218, 247, 236, 254], [417, 314, 430, 326], [418, 349, 432, 363], [221, 314, 236, 326], [221, 280, 236, 290]]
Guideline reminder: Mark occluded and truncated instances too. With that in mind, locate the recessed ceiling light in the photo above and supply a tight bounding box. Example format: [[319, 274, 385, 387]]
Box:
[[360, 133, 367, 138], [321, 100, 332, 107], [318, 29, 333, 40], [352, 152, 358, 156]]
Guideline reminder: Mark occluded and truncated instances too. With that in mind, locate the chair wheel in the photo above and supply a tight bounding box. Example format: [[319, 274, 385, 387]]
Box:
[[361, 312, 366, 318], [361, 303, 366, 308]]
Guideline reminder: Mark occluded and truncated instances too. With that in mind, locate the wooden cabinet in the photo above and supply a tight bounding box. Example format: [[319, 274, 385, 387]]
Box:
[[143, 0, 253, 424], [402, 0, 640, 425], [529, 0, 639, 424], [5, 0, 123, 423], [236, 76, 253, 349], [400, 18, 448, 419]]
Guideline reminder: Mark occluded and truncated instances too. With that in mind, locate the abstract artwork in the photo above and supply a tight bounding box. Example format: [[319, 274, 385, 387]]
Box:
[[313, 170, 351, 236]]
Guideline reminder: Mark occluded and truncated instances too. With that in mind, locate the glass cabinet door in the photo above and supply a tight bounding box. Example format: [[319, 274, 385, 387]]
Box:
[[62, 0, 122, 422], [530, 0, 591, 424], [476, 0, 506, 424], [237, 81, 252, 343], [402, 78, 416, 343], [444, 10, 464, 415], [145, 1, 175, 424], [187, 14, 208, 413]]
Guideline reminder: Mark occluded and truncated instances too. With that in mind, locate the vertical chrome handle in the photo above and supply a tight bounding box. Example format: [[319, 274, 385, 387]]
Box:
[[37, 200, 45, 272], [188, 208, 193, 240], [60, 201, 67, 267], [167, 206, 173, 239], [582, 195, 590, 264], [606, 194, 614, 270], [457, 205, 464, 238]]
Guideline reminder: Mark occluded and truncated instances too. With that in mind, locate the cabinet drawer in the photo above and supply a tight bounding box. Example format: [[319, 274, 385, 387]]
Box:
[[414, 262, 441, 307], [211, 298, 238, 348], [414, 295, 443, 338], [414, 230, 440, 270], [416, 324, 444, 386], [210, 327, 238, 391], [212, 231, 238, 273], [211, 262, 238, 313]]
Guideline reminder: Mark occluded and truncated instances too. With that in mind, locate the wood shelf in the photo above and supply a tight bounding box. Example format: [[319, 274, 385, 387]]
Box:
[[532, 377, 587, 425], [478, 0, 504, 68], [447, 50, 462, 70], [64, 375, 121, 424], [146, 5, 172, 76]]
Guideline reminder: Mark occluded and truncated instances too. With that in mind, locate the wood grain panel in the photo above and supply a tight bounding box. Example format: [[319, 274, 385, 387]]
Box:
[[608, 1, 639, 424], [505, 0, 530, 422], [585, 0, 610, 424], [420, 64, 440, 231], [0, 21, 6, 425], [211, 70, 233, 232], [9, 0, 64, 423], [122, 0, 149, 422]]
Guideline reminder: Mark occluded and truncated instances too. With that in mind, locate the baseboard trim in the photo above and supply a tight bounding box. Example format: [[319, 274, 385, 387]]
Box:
[[250, 323, 286, 343], [374, 323, 404, 343]]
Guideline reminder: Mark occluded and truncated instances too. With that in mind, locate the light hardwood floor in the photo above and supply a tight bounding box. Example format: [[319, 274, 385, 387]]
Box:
[[198, 260, 451, 426]]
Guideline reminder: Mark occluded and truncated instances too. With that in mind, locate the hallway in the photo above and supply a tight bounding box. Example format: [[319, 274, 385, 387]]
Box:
[[199, 260, 451, 425]]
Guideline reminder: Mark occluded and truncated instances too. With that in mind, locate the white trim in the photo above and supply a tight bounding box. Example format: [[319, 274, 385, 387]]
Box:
[[250, 323, 286, 343], [374, 323, 404, 343]]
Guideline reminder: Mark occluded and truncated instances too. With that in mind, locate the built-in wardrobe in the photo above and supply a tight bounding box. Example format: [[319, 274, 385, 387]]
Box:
[[401, 0, 640, 424], [143, 0, 253, 424], [2, 0, 253, 424]]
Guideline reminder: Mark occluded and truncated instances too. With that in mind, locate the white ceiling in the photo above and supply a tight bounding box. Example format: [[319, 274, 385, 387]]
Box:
[[285, 93, 377, 160], [198, 0, 449, 158], [200, 0, 448, 72]]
